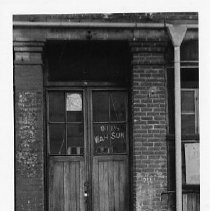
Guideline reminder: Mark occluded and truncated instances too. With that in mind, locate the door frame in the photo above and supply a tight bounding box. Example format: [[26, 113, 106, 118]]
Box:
[[45, 85, 131, 211]]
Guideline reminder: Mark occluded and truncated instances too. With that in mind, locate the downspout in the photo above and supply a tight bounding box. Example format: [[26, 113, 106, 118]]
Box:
[[167, 25, 187, 211]]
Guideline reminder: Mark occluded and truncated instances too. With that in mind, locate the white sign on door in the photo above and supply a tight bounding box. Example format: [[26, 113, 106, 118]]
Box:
[[66, 93, 82, 111]]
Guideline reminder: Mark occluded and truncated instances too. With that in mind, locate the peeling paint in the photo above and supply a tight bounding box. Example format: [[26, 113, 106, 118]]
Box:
[[16, 91, 42, 177], [136, 171, 166, 211]]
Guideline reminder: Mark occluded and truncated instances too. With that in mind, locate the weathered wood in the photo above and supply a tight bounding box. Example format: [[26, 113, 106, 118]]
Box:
[[69, 162, 77, 210], [121, 161, 126, 211], [92, 156, 128, 211], [48, 89, 129, 211], [80, 161, 85, 211], [183, 192, 200, 211], [114, 161, 120, 210], [196, 193, 200, 211], [104, 162, 109, 211], [99, 161, 104, 211], [64, 162, 70, 211], [49, 160, 64, 211], [108, 161, 114, 211], [49, 158, 85, 211], [93, 158, 99, 210], [183, 194, 187, 211]]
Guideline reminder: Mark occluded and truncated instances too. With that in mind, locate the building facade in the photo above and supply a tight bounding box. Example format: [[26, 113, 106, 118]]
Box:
[[13, 13, 199, 211]]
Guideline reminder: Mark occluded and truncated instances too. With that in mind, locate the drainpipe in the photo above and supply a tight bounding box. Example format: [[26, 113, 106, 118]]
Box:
[[167, 25, 187, 211]]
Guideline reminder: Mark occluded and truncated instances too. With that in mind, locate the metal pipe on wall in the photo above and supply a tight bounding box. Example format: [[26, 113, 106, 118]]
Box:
[[167, 25, 187, 211], [174, 45, 182, 211]]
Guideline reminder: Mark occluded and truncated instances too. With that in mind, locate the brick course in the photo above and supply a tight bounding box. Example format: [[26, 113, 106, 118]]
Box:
[[131, 41, 168, 211]]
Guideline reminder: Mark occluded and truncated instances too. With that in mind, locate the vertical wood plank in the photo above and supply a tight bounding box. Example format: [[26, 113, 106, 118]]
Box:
[[64, 161, 84, 211], [192, 193, 196, 211], [64, 162, 70, 211], [49, 161, 64, 211], [187, 193, 192, 211], [196, 193, 200, 211], [183, 194, 187, 211], [119, 161, 126, 211], [92, 157, 127, 211], [49, 158, 85, 211], [183, 192, 200, 211], [80, 161, 85, 211], [93, 158, 99, 211], [70, 162, 77, 211], [75, 161, 80, 211], [104, 162, 109, 211], [99, 161, 105, 211], [113, 161, 120, 211], [108, 161, 114, 211]]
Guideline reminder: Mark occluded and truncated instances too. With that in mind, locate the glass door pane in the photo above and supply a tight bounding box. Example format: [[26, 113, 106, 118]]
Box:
[[92, 91, 128, 155], [48, 91, 84, 156]]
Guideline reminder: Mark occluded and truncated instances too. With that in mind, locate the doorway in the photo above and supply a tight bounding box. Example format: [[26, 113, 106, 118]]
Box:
[[47, 88, 129, 211]]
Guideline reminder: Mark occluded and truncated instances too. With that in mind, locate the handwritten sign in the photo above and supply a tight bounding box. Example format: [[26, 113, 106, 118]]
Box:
[[94, 125, 109, 144], [94, 124, 126, 153], [110, 125, 125, 140], [94, 124, 125, 144], [66, 93, 82, 111]]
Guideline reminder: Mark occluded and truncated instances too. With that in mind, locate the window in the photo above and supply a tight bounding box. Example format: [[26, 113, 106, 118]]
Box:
[[48, 91, 84, 155], [181, 89, 199, 135], [92, 91, 128, 154], [167, 39, 199, 191]]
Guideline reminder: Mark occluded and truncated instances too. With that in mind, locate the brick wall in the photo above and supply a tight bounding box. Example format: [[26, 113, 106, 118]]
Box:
[[130, 41, 168, 211], [14, 42, 45, 211]]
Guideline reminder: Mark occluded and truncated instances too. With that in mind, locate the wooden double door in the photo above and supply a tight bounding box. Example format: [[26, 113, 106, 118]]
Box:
[[47, 88, 129, 211]]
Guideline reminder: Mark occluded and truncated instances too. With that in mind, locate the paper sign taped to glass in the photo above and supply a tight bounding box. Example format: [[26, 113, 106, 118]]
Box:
[[66, 93, 82, 111]]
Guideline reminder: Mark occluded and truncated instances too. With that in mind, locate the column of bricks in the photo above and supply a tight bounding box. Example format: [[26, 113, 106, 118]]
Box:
[[14, 41, 45, 211], [130, 41, 168, 211]]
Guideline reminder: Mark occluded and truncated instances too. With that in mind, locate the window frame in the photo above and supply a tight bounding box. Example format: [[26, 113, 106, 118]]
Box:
[[92, 90, 128, 155], [47, 89, 85, 156], [181, 88, 199, 135]]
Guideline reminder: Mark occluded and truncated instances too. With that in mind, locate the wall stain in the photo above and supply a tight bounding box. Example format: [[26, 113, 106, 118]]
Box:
[[16, 91, 42, 177], [136, 171, 166, 211]]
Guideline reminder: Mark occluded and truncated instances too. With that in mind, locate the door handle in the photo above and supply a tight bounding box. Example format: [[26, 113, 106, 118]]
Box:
[[84, 181, 89, 200], [84, 192, 88, 197]]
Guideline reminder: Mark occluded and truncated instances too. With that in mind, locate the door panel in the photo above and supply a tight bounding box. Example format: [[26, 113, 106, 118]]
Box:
[[49, 157, 85, 211], [48, 89, 129, 211], [49, 160, 64, 211], [92, 156, 129, 211]]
